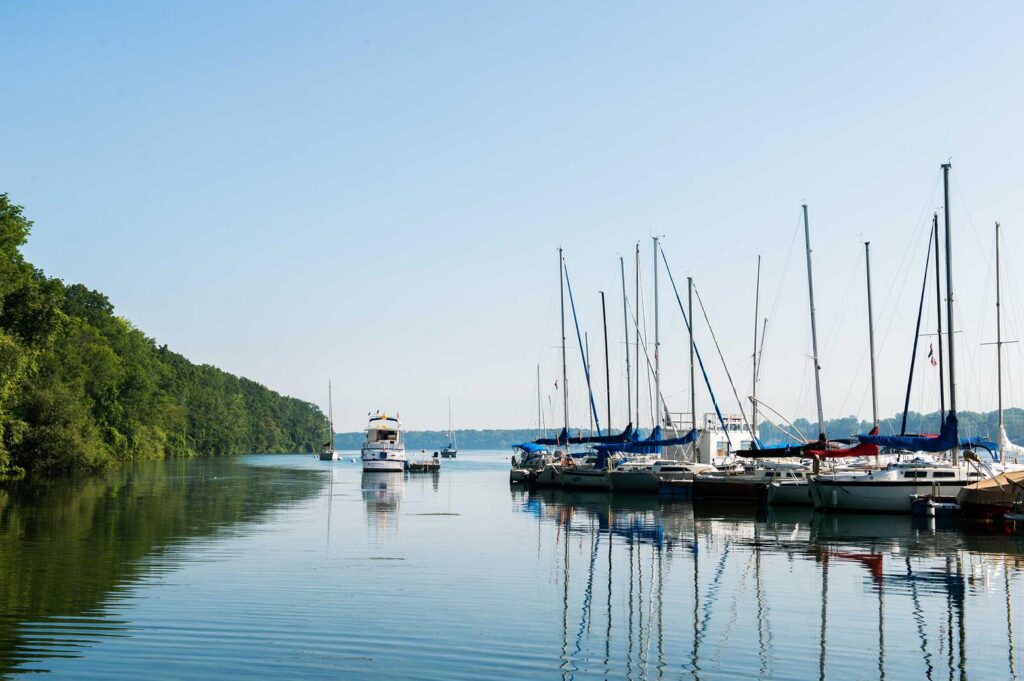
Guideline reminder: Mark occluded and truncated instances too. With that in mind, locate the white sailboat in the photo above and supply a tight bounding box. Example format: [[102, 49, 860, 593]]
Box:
[[439, 398, 457, 458], [361, 411, 407, 472], [318, 381, 338, 461]]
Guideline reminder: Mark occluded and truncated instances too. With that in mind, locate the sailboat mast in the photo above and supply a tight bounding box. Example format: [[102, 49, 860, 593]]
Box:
[[635, 243, 641, 429], [996, 222, 1004, 438], [328, 380, 334, 448], [865, 242, 878, 428], [653, 236, 661, 429], [803, 205, 826, 441], [620, 257, 632, 426], [601, 291, 612, 432], [751, 255, 761, 440], [942, 162, 959, 464], [537, 364, 543, 436], [933, 213, 946, 423], [586, 332, 592, 435], [559, 248, 569, 436], [688, 276, 696, 436]]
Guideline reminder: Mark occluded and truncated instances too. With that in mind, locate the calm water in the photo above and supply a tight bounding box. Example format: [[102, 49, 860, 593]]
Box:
[[1, 453, 1022, 680]]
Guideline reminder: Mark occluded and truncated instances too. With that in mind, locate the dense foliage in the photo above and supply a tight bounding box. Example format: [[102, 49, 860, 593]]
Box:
[[0, 195, 327, 475]]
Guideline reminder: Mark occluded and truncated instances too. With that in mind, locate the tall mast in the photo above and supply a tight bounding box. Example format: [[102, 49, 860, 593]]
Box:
[[601, 291, 612, 433], [537, 364, 544, 436], [688, 276, 697, 437], [635, 243, 641, 429], [620, 257, 632, 426], [559, 248, 568, 436], [865, 242, 878, 428], [996, 222, 1005, 439], [803, 205, 826, 441], [942, 163, 959, 465], [653, 236, 661, 429], [751, 255, 761, 441], [933, 213, 946, 424], [586, 332, 592, 435], [328, 380, 334, 449]]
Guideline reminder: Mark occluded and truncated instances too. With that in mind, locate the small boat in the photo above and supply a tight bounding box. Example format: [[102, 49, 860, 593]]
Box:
[[956, 469, 1024, 519], [510, 443, 549, 485], [361, 412, 407, 472], [439, 398, 458, 458], [559, 453, 613, 490], [319, 381, 339, 461]]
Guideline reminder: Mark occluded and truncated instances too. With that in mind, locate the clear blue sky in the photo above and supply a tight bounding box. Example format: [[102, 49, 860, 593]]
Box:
[[4, 1, 1024, 434]]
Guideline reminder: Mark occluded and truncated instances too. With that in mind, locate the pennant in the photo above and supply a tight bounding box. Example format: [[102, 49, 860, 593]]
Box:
[[928, 343, 937, 367]]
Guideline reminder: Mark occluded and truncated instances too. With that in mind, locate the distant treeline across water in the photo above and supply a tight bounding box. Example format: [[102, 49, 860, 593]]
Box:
[[333, 408, 1024, 451]]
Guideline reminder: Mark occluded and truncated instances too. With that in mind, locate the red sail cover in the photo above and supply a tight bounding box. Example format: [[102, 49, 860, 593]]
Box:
[[806, 426, 880, 459]]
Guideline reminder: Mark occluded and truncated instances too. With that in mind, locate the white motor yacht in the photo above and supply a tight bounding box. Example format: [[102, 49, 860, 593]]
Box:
[[360, 412, 407, 472]]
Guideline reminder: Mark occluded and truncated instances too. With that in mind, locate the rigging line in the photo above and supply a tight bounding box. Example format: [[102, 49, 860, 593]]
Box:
[[625, 293, 674, 422], [692, 283, 755, 440], [657, 248, 732, 441], [564, 263, 603, 436], [821, 245, 863, 360], [874, 177, 940, 354], [760, 212, 802, 385]]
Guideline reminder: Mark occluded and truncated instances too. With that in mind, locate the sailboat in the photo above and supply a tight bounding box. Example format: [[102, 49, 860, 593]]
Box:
[[810, 164, 1003, 513], [318, 381, 338, 461], [439, 398, 457, 458], [957, 221, 1024, 518]]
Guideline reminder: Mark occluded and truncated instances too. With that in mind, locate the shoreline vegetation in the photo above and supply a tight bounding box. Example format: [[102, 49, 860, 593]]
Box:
[[0, 195, 327, 477], [335, 408, 1024, 452]]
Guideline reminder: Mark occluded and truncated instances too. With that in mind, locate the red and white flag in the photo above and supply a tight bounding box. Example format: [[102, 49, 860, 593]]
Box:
[[928, 344, 938, 367]]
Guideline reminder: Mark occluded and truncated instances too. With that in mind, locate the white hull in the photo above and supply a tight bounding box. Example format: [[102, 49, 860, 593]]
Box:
[[810, 478, 969, 513], [767, 481, 813, 506], [362, 457, 406, 472], [534, 464, 562, 487], [319, 451, 339, 461]]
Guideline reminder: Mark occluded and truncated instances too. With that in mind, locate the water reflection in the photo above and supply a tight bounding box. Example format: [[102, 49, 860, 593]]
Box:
[[361, 471, 404, 539], [0, 458, 322, 677], [512, 488, 1024, 680]]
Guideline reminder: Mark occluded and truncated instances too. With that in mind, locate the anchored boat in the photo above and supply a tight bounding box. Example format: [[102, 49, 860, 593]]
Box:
[[361, 412, 407, 472]]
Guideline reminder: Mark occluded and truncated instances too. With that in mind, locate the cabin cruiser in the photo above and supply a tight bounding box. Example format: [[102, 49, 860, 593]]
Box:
[[693, 461, 811, 503], [610, 457, 716, 492], [361, 412, 407, 472]]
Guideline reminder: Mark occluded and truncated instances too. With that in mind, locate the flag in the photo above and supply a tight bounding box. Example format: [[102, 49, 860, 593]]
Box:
[[928, 344, 937, 367], [554, 379, 559, 391]]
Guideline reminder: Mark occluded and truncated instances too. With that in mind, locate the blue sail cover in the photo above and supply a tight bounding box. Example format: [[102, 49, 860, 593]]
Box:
[[594, 427, 699, 454], [534, 425, 634, 446], [857, 412, 959, 452], [512, 442, 549, 454]]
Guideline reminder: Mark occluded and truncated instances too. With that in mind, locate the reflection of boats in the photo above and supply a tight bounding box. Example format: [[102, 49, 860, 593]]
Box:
[[318, 381, 338, 461], [360, 412, 406, 472], [361, 471, 404, 536]]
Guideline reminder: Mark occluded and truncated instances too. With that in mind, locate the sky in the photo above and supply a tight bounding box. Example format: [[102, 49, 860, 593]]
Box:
[[4, 1, 1024, 434]]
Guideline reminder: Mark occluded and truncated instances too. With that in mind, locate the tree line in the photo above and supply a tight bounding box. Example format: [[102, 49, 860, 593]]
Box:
[[0, 195, 327, 476]]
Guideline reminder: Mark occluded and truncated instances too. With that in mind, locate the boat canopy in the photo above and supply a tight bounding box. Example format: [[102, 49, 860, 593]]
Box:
[[857, 412, 958, 452], [592, 426, 698, 454], [512, 442, 548, 454]]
